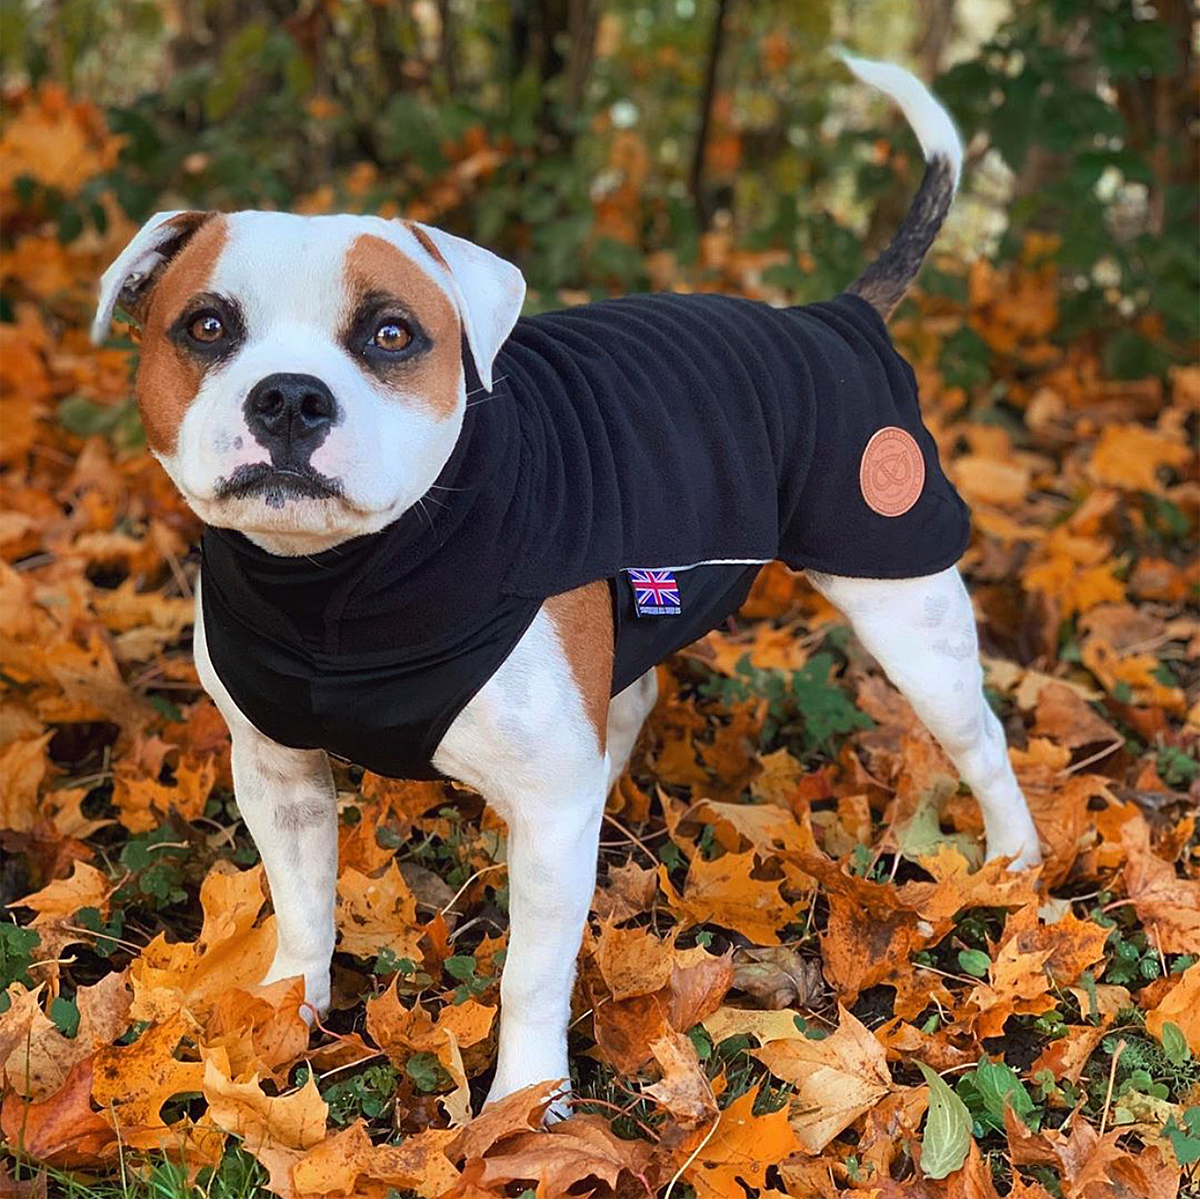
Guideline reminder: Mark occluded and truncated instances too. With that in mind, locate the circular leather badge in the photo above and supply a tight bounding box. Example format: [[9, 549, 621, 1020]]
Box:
[[859, 426, 925, 517]]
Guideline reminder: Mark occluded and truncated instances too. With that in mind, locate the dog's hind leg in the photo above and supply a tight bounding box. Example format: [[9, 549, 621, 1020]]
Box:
[[807, 565, 1041, 869], [193, 580, 338, 1016], [606, 668, 658, 791]]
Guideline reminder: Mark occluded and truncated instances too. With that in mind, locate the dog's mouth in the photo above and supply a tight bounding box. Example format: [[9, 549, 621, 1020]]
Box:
[[214, 462, 343, 510]]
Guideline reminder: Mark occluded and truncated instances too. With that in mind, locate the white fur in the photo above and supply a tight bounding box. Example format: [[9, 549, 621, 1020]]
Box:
[[91, 209, 189, 344], [412, 222, 526, 392], [809, 566, 1040, 867], [94, 212, 524, 557], [193, 576, 339, 1014], [842, 54, 963, 184]]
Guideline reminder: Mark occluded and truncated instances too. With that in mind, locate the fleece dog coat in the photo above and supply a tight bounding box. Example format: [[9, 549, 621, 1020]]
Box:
[[201, 291, 969, 778]]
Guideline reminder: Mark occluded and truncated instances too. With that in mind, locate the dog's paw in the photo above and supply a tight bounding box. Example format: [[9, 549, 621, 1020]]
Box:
[[484, 1077, 572, 1126], [985, 830, 1043, 872], [261, 957, 331, 1022]]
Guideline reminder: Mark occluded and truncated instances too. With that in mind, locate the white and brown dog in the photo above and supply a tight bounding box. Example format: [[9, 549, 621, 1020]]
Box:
[[93, 58, 1041, 1112]]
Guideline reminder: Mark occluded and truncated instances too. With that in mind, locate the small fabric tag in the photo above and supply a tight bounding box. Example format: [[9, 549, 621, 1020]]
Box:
[[626, 568, 681, 616]]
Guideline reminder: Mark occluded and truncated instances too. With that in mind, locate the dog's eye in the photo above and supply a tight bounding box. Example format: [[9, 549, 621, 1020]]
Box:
[[372, 320, 413, 352], [187, 312, 225, 344]]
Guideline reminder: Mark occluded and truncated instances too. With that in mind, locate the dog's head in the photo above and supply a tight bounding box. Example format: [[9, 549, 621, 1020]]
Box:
[[93, 211, 525, 554]]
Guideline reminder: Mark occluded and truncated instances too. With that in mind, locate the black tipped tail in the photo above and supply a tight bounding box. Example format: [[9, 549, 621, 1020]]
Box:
[[848, 154, 958, 319]]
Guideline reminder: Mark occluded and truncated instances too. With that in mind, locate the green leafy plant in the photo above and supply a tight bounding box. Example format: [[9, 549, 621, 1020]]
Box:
[[956, 1057, 1040, 1135], [0, 923, 40, 989], [702, 652, 873, 752], [917, 1062, 972, 1180], [116, 826, 189, 909]]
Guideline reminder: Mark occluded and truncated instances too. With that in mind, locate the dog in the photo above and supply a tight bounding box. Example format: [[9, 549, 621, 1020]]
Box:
[[92, 56, 1042, 1113]]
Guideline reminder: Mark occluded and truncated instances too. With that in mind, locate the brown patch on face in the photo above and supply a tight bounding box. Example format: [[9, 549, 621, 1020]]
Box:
[[343, 233, 462, 419], [544, 581, 614, 753], [135, 215, 228, 455]]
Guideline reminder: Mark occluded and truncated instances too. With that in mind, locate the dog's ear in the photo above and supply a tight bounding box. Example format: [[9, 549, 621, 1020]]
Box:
[[408, 222, 525, 391], [92, 210, 215, 345]]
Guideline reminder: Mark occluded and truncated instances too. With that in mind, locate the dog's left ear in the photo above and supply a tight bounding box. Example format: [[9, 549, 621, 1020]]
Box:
[[408, 222, 525, 391], [91, 210, 214, 345]]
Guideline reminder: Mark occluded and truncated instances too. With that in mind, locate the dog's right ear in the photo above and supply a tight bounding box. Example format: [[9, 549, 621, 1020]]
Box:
[[91, 210, 215, 345]]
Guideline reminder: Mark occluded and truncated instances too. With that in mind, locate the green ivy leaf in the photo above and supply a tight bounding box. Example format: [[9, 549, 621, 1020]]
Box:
[[957, 1058, 1038, 1134], [1160, 1021, 1191, 1067], [50, 995, 80, 1038], [405, 1051, 447, 1094], [1163, 1107, 1200, 1167], [917, 1061, 973, 1180], [957, 949, 992, 978]]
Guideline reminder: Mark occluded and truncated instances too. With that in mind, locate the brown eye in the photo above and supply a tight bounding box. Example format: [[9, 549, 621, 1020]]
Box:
[[188, 312, 225, 343], [372, 320, 413, 352]]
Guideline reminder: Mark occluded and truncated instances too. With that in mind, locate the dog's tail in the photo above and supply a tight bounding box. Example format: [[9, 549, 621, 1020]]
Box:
[[841, 55, 963, 319]]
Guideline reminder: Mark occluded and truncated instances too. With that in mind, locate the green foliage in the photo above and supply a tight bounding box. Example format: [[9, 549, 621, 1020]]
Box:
[[445, 952, 498, 1003], [956, 1057, 1040, 1135], [957, 948, 992, 978], [1160, 1021, 1190, 1067], [0, 923, 41, 989], [372, 947, 418, 979], [1157, 744, 1199, 789], [1163, 1107, 1200, 1167], [937, 0, 1197, 347], [57, 395, 145, 454], [1102, 925, 1163, 985], [50, 994, 81, 1037], [116, 825, 189, 909], [702, 652, 873, 753], [917, 1061, 972, 1180], [405, 1052, 452, 1094], [294, 1062, 400, 1126], [74, 906, 125, 958]]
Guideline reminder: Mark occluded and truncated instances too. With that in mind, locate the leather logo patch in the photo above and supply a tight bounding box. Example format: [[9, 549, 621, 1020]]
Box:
[[859, 426, 925, 517]]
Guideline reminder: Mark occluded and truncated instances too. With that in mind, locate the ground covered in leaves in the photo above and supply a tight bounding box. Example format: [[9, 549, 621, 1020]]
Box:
[[2, 89, 1200, 1200]]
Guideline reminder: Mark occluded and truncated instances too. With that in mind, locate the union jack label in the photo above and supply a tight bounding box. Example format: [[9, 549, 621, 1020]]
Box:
[[626, 568, 681, 616]]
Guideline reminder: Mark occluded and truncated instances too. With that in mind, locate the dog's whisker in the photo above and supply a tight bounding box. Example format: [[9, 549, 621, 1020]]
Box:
[[464, 374, 508, 399]]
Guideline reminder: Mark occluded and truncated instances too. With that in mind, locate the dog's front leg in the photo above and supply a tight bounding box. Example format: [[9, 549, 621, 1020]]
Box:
[[194, 582, 338, 1015], [435, 595, 612, 1115], [229, 731, 338, 1013], [488, 766, 606, 1109]]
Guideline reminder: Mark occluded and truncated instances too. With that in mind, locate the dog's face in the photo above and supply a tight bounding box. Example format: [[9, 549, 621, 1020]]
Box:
[[93, 211, 525, 553]]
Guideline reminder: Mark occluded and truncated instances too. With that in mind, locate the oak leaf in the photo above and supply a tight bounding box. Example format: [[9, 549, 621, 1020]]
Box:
[[202, 1056, 329, 1197], [336, 860, 424, 962], [472, 1113, 650, 1196], [594, 920, 676, 1000], [642, 1026, 718, 1128], [130, 864, 277, 1022], [0, 731, 53, 833], [0, 971, 130, 1101], [91, 1012, 205, 1148]]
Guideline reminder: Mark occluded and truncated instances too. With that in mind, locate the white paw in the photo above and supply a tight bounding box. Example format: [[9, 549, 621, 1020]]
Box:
[[485, 1075, 572, 1125], [985, 829, 1043, 872], [261, 956, 331, 1022]]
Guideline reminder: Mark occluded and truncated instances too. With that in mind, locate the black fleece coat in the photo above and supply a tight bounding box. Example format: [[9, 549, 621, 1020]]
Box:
[[201, 291, 969, 778]]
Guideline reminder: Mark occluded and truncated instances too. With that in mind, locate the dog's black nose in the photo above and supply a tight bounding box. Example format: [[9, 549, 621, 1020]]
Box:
[[245, 373, 337, 461]]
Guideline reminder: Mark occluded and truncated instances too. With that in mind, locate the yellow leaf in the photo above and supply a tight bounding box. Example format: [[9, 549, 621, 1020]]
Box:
[[754, 1004, 894, 1154]]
